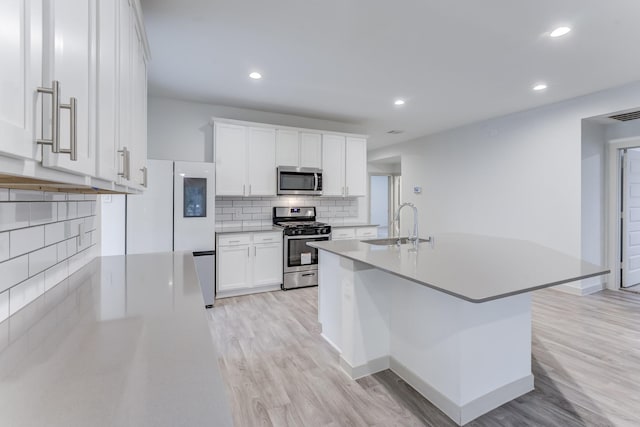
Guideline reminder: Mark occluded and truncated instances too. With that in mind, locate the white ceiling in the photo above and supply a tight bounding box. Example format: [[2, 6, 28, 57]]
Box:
[[140, 0, 640, 149]]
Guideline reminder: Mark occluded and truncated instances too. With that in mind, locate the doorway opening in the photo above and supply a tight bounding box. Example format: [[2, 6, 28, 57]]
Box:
[[620, 147, 640, 290], [368, 156, 402, 238]]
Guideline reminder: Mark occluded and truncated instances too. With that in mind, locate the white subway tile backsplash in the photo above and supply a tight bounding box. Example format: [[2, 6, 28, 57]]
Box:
[[29, 245, 58, 276], [44, 192, 67, 201], [0, 255, 29, 293], [215, 196, 359, 228], [45, 222, 66, 246], [29, 202, 57, 226], [10, 226, 44, 258], [0, 203, 30, 232], [0, 232, 8, 262], [9, 189, 44, 202], [0, 191, 97, 322], [9, 273, 45, 315], [78, 201, 92, 217], [0, 290, 8, 323]]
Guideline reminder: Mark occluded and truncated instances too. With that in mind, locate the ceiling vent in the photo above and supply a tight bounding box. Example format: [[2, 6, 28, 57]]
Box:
[[609, 111, 640, 122], [387, 130, 404, 134]]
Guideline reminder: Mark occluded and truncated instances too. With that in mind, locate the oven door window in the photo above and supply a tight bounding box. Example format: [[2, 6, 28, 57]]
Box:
[[287, 237, 328, 267], [280, 172, 315, 191]]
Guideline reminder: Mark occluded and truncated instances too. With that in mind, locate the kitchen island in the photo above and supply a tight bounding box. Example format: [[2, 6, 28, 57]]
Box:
[[0, 252, 232, 427], [308, 234, 609, 425]]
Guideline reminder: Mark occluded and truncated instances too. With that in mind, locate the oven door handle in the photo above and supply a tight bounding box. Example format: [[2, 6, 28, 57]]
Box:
[[284, 235, 330, 241]]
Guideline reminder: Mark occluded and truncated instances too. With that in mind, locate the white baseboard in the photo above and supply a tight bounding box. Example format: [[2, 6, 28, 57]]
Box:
[[216, 283, 281, 299], [553, 281, 604, 296], [341, 356, 534, 426], [339, 355, 389, 380], [320, 333, 341, 353]]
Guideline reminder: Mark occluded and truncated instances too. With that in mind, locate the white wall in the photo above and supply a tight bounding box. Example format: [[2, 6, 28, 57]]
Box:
[[369, 81, 640, 294], [147, 96, 367, 162]]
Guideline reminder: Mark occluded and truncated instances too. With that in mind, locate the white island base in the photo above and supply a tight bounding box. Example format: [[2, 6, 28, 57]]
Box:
[[318, 251, 534, 425]]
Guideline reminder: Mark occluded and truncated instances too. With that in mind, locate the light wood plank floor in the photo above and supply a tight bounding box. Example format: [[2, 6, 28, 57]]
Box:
[[208, 287, 640, 426]]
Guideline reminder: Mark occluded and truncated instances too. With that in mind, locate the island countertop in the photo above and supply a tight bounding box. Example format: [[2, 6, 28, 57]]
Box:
[[308, 233, 609, 302], [0, 252, 232, 427]]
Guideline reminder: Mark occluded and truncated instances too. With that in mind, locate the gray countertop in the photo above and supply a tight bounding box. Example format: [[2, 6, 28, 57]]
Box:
[[308, 233, 609, 303], [0, 253, 233, 427], [216, 225, 280, 234]]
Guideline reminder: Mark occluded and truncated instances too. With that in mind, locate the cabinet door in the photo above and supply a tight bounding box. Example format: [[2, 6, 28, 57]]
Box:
[[332, 228, 355, 240], [129, 24, 148, 188], [95, 0, 119, 181], [215, 123, 247, 196], [275, 129, 298, 167], [300, 132, 322, 168], [247, 127, 276, 196], [252, 242, 282, 287], [356, 227, 377, 239], [321, 134, 345, 196], [217, 245, 250, 291], [117, 0, 132, 185], [42, 0, 96, 176], [345, 137, 367, 197], [0, 0, 42, 160]]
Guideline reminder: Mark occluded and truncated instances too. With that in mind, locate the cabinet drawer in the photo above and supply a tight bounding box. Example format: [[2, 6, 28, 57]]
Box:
[[332, 228, 355, 240], [356, 227, 377, 238], [218, 234, 250, 246], [253, 232, 282, 244]]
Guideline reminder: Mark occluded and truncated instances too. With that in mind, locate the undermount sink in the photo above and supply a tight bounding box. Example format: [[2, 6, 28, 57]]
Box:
[[362, 237, 429, 246]]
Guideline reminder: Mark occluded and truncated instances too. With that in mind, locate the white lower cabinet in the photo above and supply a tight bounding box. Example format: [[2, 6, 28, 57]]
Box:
[[217, 231, 283, 297], [332, 226, 378, 241]]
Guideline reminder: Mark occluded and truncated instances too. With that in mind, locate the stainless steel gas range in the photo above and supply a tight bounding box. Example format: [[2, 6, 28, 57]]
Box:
[[273, 207, 331, 290]]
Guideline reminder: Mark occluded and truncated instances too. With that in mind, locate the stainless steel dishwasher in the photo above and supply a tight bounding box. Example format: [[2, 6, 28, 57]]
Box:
[[193, 250, 215, 308]]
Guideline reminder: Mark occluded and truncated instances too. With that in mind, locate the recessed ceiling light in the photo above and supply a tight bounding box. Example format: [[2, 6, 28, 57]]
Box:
[[533, 83, 548, 91], [550, 27, 571, 38], [394, 99, 405, 106], [249, 72, 262, 79]]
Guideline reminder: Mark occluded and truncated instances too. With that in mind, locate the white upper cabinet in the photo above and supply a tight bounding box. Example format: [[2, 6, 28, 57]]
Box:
[[0, 0, 42, 161], [345, 137, 367, 197], [214, 118, 367, 198], [95, 0, 119, 181], [275, 130, 321, 169], [321, 134, 367, 197], [215, 123, 276, 196], [321, 134, 345, 196], [247, 127, 276, 196], [275, 129, 299, 167], [215, 123, 248, 196], [129, 24, 148, 189], [41, 0, 96, 177], [299, 132, 322, 168]]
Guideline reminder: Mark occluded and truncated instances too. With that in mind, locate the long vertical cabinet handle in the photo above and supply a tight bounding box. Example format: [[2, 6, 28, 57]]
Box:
[[36, 80, 60, 152], [58, 97, 77, 160], [247, 247, 250, 257], [140, 166, 148, 187], [117, 147, 130, 180]]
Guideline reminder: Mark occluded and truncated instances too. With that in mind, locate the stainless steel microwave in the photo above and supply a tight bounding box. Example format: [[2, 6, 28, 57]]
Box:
[[277, 166, 323, 195]]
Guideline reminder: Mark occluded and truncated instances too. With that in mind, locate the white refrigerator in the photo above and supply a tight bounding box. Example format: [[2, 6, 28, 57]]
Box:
[[126, 160, 215, 307]]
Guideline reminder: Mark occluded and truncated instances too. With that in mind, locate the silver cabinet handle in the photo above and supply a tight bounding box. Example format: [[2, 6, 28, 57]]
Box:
[[58, 97, 77, 161], [243, 184, 246, 196], [140, 166, 148, 187], [247, 247, 250, 257], [248, 184, 252, 195], [342, 186, 345, 196], [117, 147, 130, 180], [36, 80, 60, 152], [346, 186, 349, 196], [254, 246, 257, 256]]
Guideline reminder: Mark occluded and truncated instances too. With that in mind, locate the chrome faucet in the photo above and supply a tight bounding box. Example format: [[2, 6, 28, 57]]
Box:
[[394, 202, 419, 245]]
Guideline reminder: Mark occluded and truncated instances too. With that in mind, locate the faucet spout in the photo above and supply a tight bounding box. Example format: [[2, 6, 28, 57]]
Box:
[[394, 202, 419, 246]]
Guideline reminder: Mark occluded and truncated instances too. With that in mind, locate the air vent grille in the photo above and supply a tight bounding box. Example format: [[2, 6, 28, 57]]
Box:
[[609, 111, 640, 122], [387, 130, 404, 134]]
